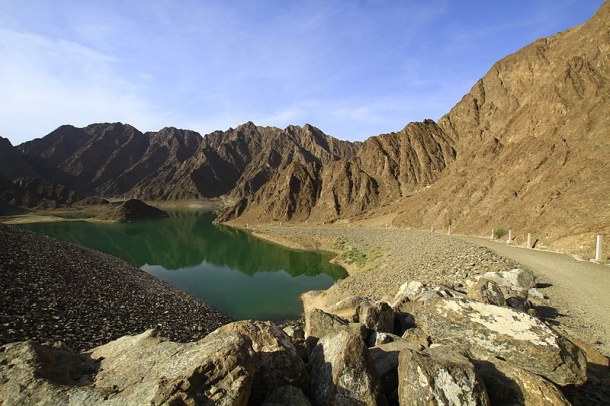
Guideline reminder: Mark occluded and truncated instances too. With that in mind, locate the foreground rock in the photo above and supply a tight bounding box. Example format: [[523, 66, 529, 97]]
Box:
[[0, 329, 257, 405], [97, 198, 169, 222], [309, 328, 383, 405], [398, 349, 489, 405], [473, 353, 571, 406], [403, 297, 587, 386], [207, 320, 308, 403]]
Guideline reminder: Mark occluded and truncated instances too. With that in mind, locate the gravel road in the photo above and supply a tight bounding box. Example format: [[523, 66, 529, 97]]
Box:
[[457, 236, 610, 356]]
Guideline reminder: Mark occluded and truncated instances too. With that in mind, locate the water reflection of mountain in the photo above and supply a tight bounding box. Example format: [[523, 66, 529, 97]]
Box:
[[20, 211, 346, 280]]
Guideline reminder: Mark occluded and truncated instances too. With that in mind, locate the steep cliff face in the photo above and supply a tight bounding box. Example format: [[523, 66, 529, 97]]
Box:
[[381, 1, 610, 253]]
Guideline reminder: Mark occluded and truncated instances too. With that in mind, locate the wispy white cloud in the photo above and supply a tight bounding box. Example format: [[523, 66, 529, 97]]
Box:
[[0, 27, 174, 141]]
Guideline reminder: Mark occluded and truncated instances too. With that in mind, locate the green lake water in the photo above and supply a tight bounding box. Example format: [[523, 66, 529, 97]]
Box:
[[18, 211, 346, 321]]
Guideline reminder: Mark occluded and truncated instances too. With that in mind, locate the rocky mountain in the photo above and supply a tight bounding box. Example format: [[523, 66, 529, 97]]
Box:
[[0, 137, 37, 180], [17, 123, 204, 198], [16, 122, 359, 202], [220, 2, 610, 255], [384, 1, 610, 254], [0, 176, 84, 211]]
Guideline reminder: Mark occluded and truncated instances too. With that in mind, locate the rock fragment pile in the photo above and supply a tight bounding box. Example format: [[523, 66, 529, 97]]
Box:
[[3, 267, 607, 405]]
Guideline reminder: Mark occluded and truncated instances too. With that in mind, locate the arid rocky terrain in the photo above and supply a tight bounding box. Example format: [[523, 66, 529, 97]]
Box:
[[1, 2, 609, 405], [1, 1, 608, 257], [1, 221, 609, 404]]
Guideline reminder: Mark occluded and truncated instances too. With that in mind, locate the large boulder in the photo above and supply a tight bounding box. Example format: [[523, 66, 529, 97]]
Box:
[[206, 321, 308, 403], [407, 298, 587, 386], [391, 280, 425, 308], [398, 349, 490, 405], [90, 329, 257, 405], [304, 308, 367, 341], [309, 328, 383, 405], [0, 329, 258, 405], [369, 340, 424, 402], [322, 295, 395, 334], [473, 355, 570, 406], [467, 278, 506, 306]]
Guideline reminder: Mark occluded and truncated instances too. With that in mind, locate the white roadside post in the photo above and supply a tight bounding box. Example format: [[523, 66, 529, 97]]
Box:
[[527, 233, 532, 249], [595, 235, 603, 261], [507, 229, 513, 244]]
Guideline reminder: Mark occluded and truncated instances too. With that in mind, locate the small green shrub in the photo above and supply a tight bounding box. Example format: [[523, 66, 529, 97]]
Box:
[[340, 247, 367, 267], [493, 228, 508, 239]]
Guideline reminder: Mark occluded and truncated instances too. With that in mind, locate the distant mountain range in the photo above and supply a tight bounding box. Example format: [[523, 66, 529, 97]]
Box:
[[1, 2, 608, 256]]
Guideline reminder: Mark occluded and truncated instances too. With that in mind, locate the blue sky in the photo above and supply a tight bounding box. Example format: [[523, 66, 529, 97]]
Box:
[[0, 0, 605, 144]]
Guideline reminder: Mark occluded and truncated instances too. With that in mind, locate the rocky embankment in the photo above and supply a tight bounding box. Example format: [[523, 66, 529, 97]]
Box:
[[0, 224, 231, 351], [2, 267, 609, 405], [2, 223, 609, 404]]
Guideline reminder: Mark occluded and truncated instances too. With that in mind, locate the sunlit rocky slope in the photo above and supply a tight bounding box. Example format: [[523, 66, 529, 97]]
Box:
[[1, 3, 608, 255]]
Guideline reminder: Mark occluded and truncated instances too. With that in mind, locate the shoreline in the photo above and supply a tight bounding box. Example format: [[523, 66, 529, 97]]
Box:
[[0, 224, 233, 351], [3, 205, 608, 356], [0, 198, 225, 225]]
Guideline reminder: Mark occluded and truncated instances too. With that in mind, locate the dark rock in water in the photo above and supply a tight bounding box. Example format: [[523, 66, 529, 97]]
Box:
[[98, 198, 169, 222]]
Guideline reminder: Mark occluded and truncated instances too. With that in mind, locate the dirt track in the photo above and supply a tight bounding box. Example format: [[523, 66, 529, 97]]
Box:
[[458, 236, 610, 356]]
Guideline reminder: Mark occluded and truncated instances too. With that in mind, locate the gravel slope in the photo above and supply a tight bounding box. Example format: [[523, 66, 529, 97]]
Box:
[[252, 225, 519, 300], [0, 224, 232, 351]]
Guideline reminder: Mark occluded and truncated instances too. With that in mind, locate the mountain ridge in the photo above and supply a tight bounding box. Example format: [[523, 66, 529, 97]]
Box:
[[1, 2, 608, 256]]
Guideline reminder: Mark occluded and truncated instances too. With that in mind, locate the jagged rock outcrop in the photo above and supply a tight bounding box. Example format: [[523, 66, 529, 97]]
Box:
[[2, 270, 606, 406], [97, 199, 169, 223]]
